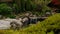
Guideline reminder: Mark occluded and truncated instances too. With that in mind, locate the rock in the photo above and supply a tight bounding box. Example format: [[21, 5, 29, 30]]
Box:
[[0, 20, 11, 29], [0, 18, 23, 30]]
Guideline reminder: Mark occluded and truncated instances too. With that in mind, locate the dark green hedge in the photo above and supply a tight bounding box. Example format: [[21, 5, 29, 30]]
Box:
[[0, 3, 13, 15]]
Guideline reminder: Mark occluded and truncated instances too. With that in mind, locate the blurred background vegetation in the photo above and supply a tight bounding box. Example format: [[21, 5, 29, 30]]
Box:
[[0, 0, 52, 18], [0, 0, 60, 34]]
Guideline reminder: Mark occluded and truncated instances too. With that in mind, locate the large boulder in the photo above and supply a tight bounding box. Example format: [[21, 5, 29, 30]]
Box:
[[0, 20, 11, 29], [0, 18, 23, 30], [4, 18, 23, 29]]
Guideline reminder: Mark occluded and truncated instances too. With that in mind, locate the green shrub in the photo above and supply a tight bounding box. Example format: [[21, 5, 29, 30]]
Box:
[[6, 15, 16, 19], [19, 13, 60, 34], [13, 3, 19, 14], [0, 3, 13, 16]]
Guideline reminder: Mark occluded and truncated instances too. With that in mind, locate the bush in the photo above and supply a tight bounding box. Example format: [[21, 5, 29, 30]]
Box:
[[6, 15, 16, 19], [0, 3, 13, 16], [19, 13, 60, 34], [13, 3, 19, 14]]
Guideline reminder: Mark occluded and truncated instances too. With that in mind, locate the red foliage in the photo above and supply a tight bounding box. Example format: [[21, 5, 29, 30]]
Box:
[[51, 0, 60, 5]]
